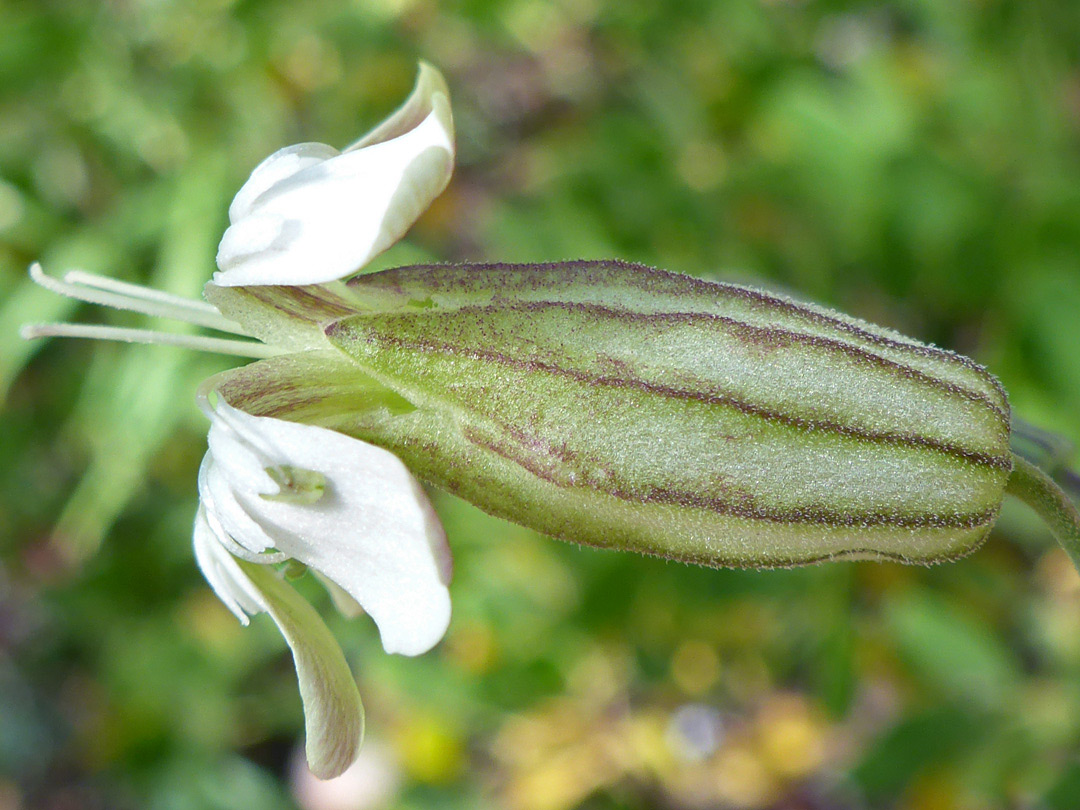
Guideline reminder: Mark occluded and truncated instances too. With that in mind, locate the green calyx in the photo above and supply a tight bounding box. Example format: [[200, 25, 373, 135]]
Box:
[[203, 260, 1063, 570]]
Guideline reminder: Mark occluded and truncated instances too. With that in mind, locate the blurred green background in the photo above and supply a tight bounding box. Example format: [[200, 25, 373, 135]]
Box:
[[4, 0, 1080, 808]]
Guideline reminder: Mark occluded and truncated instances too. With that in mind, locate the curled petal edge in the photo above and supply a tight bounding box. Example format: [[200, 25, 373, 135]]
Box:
[[194, 508, 365, 780]]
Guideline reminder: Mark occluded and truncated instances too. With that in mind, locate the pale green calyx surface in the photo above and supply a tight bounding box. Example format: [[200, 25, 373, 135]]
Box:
[[208, 259, 1015, 569]]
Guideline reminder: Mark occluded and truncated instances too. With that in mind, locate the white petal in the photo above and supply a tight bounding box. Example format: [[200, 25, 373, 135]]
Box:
[[240, 560, 365, 780], [199, 457, 286, 561], [314, 571, 366, 620], [204, 398, 453, 656], [214, 64, 454, 287], [348, 61, 453, 152], [193, 506, 262, 623], [228, 143, 340, 223], [192, 529, 366, 779]]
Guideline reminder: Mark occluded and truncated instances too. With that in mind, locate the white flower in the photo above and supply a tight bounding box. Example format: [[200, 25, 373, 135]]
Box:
[[22, 63, 458, 780], [194, 396, 452, 778], [215, 61, 454, 287], [197, 397, 452, 655]]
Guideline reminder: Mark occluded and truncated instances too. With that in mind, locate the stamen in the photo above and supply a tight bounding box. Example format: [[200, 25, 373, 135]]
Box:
[[63, 268, 222, 315], [283, 560, 309, 579], [29, 263, 247, 335], [20, 322, 280, 359], [263, 465, 327, 505]]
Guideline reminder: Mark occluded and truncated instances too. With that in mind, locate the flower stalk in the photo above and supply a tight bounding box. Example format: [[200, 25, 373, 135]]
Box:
[[1006, 453, 1080, 572]]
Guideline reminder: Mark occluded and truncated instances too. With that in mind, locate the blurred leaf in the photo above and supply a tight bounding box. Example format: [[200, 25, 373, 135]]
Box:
[[1044, 762, 1080, 810], [146, 756, 293, 810], [852, 706, 985, 804], [882, 589, 1021, 708]]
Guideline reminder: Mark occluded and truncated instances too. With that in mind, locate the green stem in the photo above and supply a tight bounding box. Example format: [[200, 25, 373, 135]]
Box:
[[1006, 453, 1080, 573]]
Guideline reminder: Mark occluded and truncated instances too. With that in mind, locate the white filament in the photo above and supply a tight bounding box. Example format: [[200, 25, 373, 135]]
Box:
[[62, 268, 223, 315], [29, 263, 246, 334], [20, 322, 279, 358]]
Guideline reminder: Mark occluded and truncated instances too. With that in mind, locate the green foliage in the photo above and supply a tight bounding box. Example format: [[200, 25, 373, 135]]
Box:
[[4, 0, 1080, 808]]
